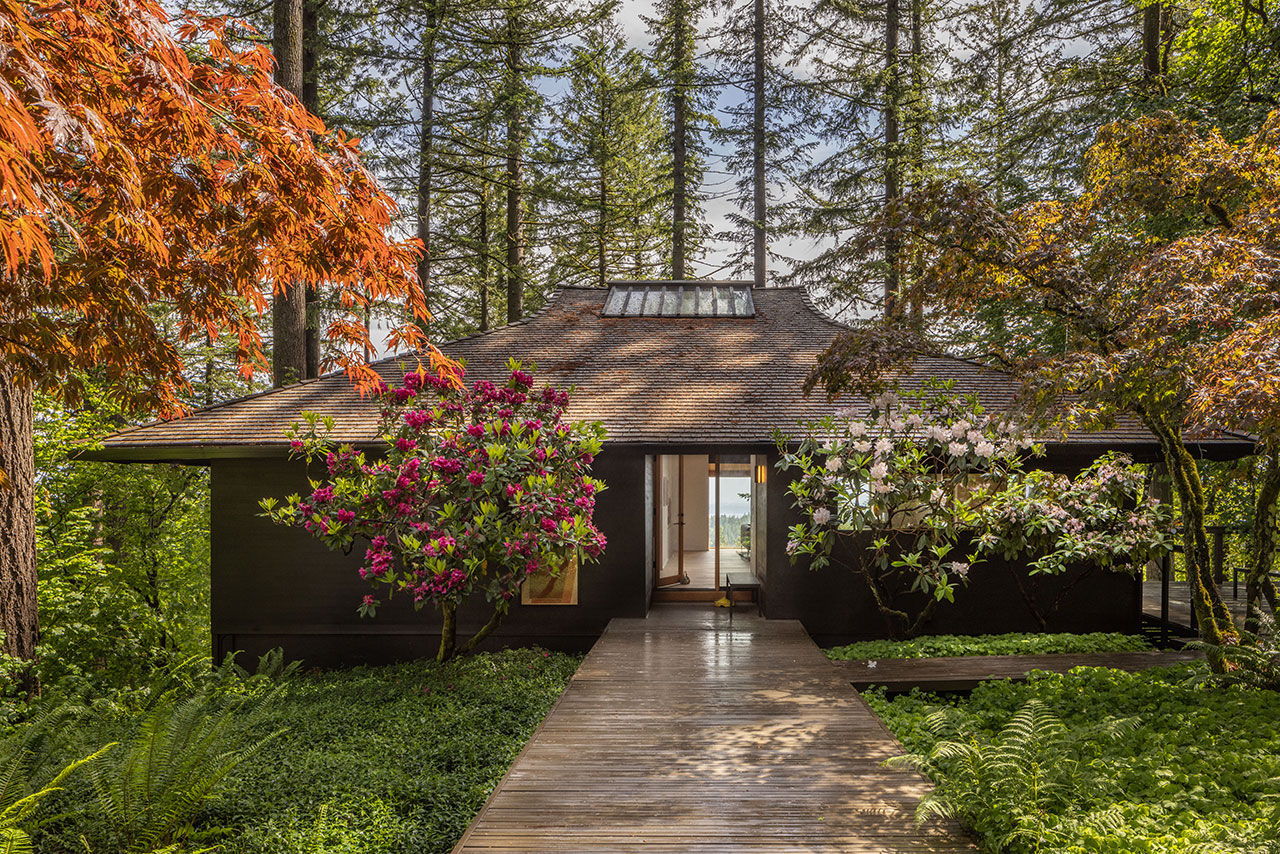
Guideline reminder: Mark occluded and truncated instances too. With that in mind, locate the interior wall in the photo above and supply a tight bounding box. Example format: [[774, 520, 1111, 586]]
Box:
[[683, 454, 709, 550], [659, 455, 680, 567]]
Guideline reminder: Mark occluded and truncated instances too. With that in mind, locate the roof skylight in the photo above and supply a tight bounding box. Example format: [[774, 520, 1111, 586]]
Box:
[[602, 282, 755, 318]]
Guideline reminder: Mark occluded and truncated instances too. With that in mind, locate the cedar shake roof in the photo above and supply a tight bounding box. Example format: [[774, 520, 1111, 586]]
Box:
[[89, 286, 1252, 461]]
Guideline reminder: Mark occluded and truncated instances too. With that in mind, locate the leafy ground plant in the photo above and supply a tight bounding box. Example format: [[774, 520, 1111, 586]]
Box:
[[866, 665, 1280, 853], [826, 632, 1150, 661]]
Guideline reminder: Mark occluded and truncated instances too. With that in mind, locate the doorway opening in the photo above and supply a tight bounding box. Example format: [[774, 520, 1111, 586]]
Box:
[[655, 454, 758, 593]]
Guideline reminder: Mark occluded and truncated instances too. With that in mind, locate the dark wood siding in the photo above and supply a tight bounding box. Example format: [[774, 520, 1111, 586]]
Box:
[[761, 451, 1142, 644], [210, 450, 649, 667]]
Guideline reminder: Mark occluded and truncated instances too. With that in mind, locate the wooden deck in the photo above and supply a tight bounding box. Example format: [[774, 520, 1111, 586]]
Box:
[[833, 650, 1206, 693], [454, 605, 976, 853]]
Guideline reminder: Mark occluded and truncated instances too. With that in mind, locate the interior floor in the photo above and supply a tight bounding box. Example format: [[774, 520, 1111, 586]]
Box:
[[659, 548, 752, 590]]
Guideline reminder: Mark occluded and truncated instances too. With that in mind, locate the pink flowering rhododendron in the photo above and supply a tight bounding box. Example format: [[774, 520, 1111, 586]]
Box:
[[776, 381, 1172, 637], [262, 358, 608, 661]]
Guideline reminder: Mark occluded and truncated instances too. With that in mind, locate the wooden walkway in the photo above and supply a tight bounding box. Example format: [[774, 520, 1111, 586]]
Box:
[[833, 650, 1205, 693], [454, 605, 975, 853]]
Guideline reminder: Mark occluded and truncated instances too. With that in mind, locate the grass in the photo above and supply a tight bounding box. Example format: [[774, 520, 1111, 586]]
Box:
[[31, 648, 580, 854], [825, 631, 1151, 661], [865, 665, 1280, 853]]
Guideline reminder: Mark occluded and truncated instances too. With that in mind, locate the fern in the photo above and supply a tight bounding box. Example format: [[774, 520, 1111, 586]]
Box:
[[1188, 613, 1280, 690], [86, 687, 284, 853]]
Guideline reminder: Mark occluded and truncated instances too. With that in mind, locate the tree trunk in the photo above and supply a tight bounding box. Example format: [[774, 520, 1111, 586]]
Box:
[[303, 0, 321, 379], [597, 90, 609, 289], [504, 6, 525, 323], [418, 4, 437, 322], [883, 0, 901, 318], [752, 0, 766, 288], [273, 0, 307, 386], [0, 363, 37, 663], [1146, 412, 1238, 660], [437, 603, 457, 662], [479, 184, 491, 332], [906, 0, 924, 326], [671, 4, 689, 280], [1142, 1, 1162, 80], [1247, 446, 1280, 627], [459, 606, 508, 654]]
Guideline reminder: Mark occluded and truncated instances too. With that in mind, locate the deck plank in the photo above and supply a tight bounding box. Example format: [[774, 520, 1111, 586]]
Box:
[[453, 605, 976, 853]]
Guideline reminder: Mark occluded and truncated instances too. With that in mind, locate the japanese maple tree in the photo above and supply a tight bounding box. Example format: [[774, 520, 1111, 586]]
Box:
[[0, 0, 439, 660], [812, 110, 1280, 651], [263, 362, 608, 662]]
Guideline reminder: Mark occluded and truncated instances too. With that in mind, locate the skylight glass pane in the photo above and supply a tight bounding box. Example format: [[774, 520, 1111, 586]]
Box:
[[643, 287, 663, 314], [603, 288, 628, 315], [680, 287, 695, 314], [661, 288, 678, 315], [696, 287, 714, 315]]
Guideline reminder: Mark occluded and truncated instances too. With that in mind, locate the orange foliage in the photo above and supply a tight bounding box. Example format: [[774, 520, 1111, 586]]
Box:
[[0, 0, 445, 414]]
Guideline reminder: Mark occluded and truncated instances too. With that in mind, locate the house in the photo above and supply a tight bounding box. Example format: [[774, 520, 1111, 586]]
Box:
[[88, 282, 1252, 665]]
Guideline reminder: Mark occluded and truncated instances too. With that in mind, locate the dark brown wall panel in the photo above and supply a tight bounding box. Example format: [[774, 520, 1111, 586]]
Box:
[[211, 450, 647, 667], [761, 451, 1143, 644]]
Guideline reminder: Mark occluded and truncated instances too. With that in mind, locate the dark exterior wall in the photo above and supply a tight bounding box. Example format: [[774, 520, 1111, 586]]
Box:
[[210, 450, 648, 667], [760, 451, 1143, 644]]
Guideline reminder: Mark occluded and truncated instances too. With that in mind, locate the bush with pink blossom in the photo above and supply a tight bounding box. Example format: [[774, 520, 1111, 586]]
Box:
[[261, 359, 607, 661], [777, 382, 1171, 637]]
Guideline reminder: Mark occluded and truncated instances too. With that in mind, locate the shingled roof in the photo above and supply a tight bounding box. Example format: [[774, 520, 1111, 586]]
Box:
[[89, 285, 1251, 461]]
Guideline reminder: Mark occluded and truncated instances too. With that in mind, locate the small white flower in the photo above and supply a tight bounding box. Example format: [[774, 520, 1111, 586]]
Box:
[[951, 420, 971, 438], [950, 561, 970, 579], [966, 429, 983, 444], [948, 441, 968, 456], [853, 440, 872, 454], [926, 425, 949, 442], [888, 418, 906, 431], [825, 456, 843, 472], [905, 413, 923, 428], [874, 437, 894, 455], [812, 506, 832, 525], [873, 481, 894, 493], [869, 461, 889, 480], [975, 440, 996, 458], [866, 660, 878, 669], [847, 421, 867, 438]]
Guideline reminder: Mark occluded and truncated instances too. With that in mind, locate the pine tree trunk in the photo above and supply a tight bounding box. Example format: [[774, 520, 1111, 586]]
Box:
[[906, 0, 924, 326], [597, 87, 609, 289], [671, 4, 688, 280], [1142, 2, 1162, 80], [303, 0, 321, 379], [883, 0, 901, 318], [418, 5, 437, 321], [273, 0, 307, 386], [0, 363, 37, 663], [504, 6, 525, 323], [479, 184, 491, 332], [752, 0, 766, 288]]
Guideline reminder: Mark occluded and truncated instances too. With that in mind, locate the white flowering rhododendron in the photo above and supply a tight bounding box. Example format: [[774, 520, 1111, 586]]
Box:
[[775, 382, 1173, 637]]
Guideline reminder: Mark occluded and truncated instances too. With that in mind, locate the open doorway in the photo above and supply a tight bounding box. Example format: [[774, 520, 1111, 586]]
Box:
[[655, 454, 757, 592]]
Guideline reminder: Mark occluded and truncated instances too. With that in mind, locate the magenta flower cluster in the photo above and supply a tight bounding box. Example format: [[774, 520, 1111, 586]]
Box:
[[268, 361, 608, 620]]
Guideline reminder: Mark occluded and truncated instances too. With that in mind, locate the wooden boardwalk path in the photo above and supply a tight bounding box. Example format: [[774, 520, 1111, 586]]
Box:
[[833, 650, 1205, 693], [454, 605, 975, 853]]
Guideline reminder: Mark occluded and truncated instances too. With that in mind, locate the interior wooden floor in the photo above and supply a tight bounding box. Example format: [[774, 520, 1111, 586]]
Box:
[[659, 548, 753, 590], [1142, 580, 1271, 630], [453, 604, 977, 853]]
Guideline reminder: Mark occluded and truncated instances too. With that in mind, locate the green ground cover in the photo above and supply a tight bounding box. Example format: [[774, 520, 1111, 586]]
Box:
[[23, 648, 579, 854], [825, 632, 1151, 661], [866, 666, 1280, 853]]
